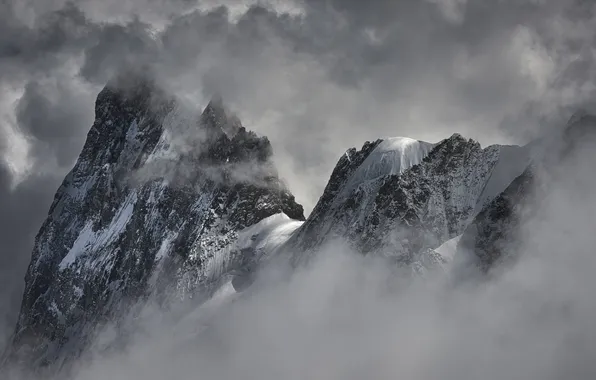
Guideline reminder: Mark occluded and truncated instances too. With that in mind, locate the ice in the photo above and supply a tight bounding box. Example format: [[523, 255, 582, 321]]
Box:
[[147, 232, 178, 288], [361, 137, 434, 176], [67, 175, 98, 201], [49, 302, 63, 319], [73, 286, 83, 298], [95, 193, 137, 248], [196, 214, 303, 285], [344, 137, 434, 193], [59, 222, 96, 270], [155, 233, 177, 261], [236, 213, 304, 255], [59, 193, 137, 270], [434, 234, 462, 262]]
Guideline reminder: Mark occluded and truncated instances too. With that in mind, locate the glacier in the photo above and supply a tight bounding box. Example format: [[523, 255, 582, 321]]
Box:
[[343, 137, 435, 193]]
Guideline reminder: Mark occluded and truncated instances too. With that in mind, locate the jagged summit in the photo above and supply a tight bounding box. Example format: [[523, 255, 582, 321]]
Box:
[[104, 67, 155, 91], [200, 95, 243, 139], [228, 132, 531, 290], [280, 132, 529, 270], [343, 137, 435, 193], [6, 76, 304, 368], [101, 70, 172, 113]]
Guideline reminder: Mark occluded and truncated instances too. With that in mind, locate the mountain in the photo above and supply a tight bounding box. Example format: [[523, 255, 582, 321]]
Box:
[[290, 135, 528, 265], [8, 72, 580, 375], [457, 113, 596, 273], [5, 75, 304, 369], [231, 134, 531, 291]]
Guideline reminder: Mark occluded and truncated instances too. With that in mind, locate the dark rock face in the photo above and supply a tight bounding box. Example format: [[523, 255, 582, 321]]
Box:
[[287, 134, 529, 272], [459, 113, 596, 273], [7, 76, 304, 367]]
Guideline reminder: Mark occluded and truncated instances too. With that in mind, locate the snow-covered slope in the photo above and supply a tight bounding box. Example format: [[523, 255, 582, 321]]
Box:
[[228, 213, 304, 291], [233, 213, 304, 258], [285, 133, 530, 269], [342, 137, 435, 193], [6, 75, 304, 368]]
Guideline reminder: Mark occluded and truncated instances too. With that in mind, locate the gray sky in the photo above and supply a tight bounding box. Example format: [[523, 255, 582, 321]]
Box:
[[0, 0, 595, 347]]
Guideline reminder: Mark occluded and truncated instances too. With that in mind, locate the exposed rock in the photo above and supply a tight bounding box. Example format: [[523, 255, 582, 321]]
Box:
[[284, 134, 529, 271], [6, 75, 304, 369]]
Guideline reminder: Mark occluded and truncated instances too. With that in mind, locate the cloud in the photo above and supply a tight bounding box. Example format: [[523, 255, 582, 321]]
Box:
[[14, 148, 596, 380], [13, 125, 596, 379], [1, 0, 596, 353]]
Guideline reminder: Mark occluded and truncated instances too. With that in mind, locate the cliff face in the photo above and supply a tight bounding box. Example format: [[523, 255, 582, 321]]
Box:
[[284, 135, 529, 273], [8, 77, 304, 367]]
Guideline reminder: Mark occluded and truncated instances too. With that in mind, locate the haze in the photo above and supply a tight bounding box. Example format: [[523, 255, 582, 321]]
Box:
[[1, 0, 596, 378]]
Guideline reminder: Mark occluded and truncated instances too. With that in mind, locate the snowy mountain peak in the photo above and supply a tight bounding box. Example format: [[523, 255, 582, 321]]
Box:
[[6, 77, 304, 368], [284, 132, 530, 270], [358, 136, 434, 175], [341, 136, 434, 197]]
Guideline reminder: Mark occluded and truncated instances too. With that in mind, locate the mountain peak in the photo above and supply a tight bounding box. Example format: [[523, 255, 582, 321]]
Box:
[[102, 69, 169, 105], [343, 136, 434, 189], [201, 96, 243, 138], [7, 82, 305, 368], [94, 71, 174, 136]]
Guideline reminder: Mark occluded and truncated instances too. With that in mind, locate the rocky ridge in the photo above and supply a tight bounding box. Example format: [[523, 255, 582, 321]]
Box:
[[283, 134, 530, 272], [6, 76, 304, 368]]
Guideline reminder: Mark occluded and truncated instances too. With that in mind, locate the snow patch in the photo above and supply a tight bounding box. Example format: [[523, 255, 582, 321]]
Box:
[[59, 193, 138, 270], [59, 222, 96, 270], [345, 137, 434, 193], [434, 234, 462, 262], [236, 213, 304, 255], [95, 194, 137, 248], [147, 232, 178, 288], [49, 302, 63, 318], [155, 233, 177, 262]]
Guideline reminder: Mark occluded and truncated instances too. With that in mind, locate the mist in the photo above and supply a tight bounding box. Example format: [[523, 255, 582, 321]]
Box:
[[2, 0, 596, 378], [4, 126, 596, 379]]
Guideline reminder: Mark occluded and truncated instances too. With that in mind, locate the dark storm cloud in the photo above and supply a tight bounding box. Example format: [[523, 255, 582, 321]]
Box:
[[0, 0, 595, 350], [0, 3, 92, 82], [80, 18, 160, 85], [16, 78, 94, 167]]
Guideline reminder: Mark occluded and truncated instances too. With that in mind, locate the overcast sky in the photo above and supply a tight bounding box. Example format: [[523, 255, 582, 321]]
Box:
[[0, 0, 595, 346]]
